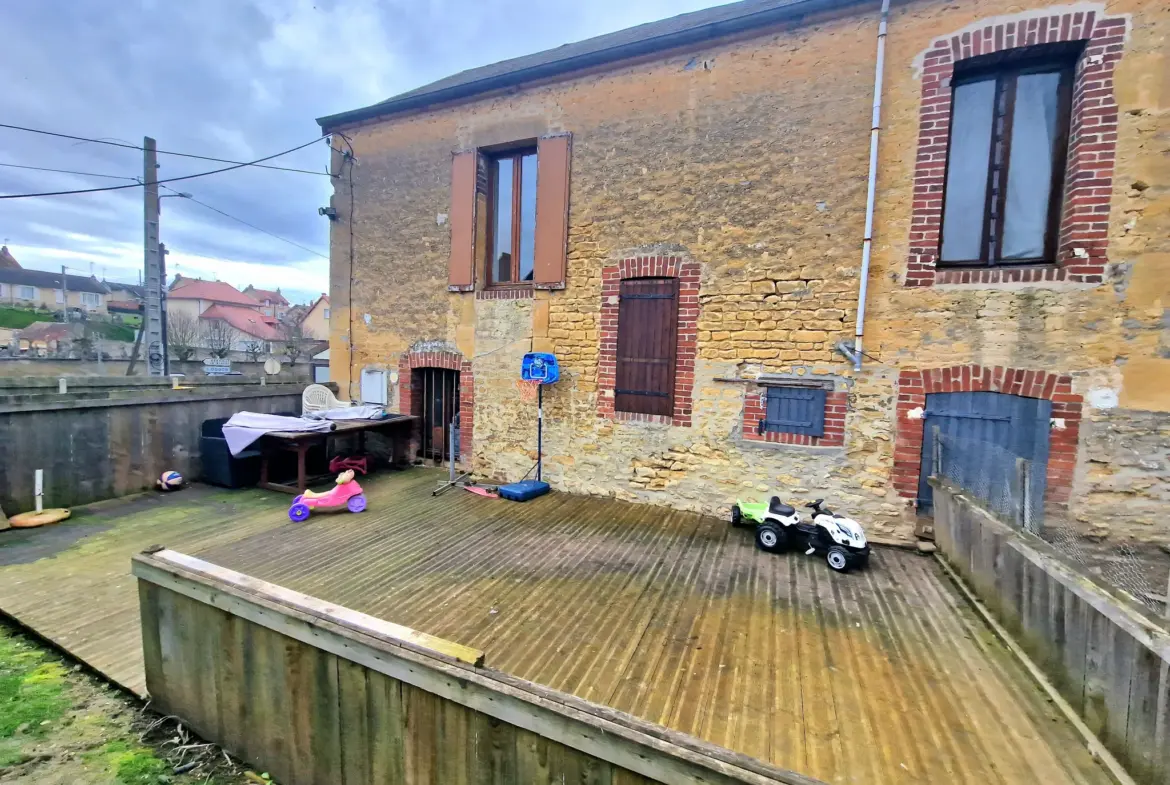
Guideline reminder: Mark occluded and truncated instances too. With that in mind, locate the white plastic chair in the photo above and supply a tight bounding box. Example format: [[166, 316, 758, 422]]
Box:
[[302, 384, 353, 414]]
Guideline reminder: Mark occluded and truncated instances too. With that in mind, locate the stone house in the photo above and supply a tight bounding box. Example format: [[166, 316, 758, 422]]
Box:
[[317, 0, 1169, 541], [243, 285, 291, 320]]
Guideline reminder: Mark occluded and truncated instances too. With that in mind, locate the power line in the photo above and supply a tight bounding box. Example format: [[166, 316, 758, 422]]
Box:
[[0, 136, 327, 199], [161, 184, 328, 260], [0, 161, 140, 181], [0, 123, 334, 177]]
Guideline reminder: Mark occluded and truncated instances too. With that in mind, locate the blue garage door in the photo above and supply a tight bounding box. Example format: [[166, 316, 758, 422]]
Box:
[[918, 391, 1051, 512]]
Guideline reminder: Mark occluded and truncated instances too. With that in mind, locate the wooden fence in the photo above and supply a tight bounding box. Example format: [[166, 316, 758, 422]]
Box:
[[931, 478, 1170, 785], [132, 549, 822, 785]]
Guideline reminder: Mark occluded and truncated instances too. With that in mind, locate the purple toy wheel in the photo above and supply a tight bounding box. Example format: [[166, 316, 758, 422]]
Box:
[[288, 503, 311, 522], [292, 494, 304, 505], [347, 494, 367, 513]]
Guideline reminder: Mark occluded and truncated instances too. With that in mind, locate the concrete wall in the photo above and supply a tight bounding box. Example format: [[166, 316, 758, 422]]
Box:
[[327, 0, 1170, 541], [931, 479, 1170, 785], [0, 358, 313, 380], [0, 379, 311, 514], [132, 549, 818, 785]]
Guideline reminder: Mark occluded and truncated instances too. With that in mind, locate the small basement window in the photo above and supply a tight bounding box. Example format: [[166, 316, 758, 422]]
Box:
[[759, 386, 827, 437]]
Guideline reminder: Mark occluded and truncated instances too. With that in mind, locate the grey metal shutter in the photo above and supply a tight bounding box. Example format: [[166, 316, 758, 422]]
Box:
[[761, 387, 826, 437]]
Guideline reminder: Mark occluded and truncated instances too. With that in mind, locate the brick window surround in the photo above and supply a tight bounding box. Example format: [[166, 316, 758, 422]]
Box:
[[892, 365, 1082, 505], [907, 9, 1127, 287], [398, 350, 474, 465], [597, 255, 699, 426], [743, 385, 847, 447]]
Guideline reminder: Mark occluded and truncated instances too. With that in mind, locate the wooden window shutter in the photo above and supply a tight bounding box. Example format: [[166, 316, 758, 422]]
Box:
[[448, 150, 476, 291], [762, 387, 826, 437], [533, 133, 571, 289], [615, 278, 678, 416]]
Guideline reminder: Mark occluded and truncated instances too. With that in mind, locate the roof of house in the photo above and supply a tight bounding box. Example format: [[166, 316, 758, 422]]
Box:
[[18, 321, 79, 344], [0, 267, 108, 294], [244, 286, 289, 306], [167, 278, 260, 307], [199, 304, 281, 341], [104, 281, 146, 299], [0, 246, 21, 270], [317, 0, 853, 129]]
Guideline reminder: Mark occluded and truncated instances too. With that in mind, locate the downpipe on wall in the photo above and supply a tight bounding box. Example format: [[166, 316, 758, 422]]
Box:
[[841, 0, 890, 373]]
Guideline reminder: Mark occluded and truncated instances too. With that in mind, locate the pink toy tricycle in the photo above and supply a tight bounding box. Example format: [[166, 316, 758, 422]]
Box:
[[288, 469, 367, 521]]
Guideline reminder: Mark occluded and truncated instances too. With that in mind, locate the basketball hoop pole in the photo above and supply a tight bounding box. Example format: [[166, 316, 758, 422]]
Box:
[[537, 384, 543, 482]]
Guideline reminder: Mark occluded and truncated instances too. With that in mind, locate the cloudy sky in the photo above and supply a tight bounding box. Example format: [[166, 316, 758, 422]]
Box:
[[1, 0, 723, 305]]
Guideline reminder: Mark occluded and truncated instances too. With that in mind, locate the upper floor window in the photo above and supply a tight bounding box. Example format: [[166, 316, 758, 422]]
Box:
[[323, 308, 330, 319], [940, 55, 1074, 266], [486, 148, 537, 286]]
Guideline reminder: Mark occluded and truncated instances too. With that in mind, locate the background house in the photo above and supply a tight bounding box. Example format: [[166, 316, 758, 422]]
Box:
[[298, 294, 329, 341], [166, 276, 262, 322], [318, 0, 1168, 544], [198, 304, 280, 354], [243, 286, 290, 319], [0, 267, 108, 315], [0, 246, 21, 270]]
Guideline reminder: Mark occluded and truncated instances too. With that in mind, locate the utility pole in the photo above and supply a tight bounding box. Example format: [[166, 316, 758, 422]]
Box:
[[60, 265, 67, 323], [159, 242, 169, 376], [142, 137, 166, 376]]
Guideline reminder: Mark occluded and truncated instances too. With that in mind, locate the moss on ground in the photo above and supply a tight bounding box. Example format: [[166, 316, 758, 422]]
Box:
[[0, 623, 248, 783]]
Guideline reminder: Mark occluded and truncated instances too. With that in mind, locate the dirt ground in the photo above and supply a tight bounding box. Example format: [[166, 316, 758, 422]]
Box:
[[0, 622, 259, 785]]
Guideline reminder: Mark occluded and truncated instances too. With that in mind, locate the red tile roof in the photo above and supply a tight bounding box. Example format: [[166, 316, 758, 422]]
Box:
[[168, 278, 259, 306], [199, 304, 281, 340]]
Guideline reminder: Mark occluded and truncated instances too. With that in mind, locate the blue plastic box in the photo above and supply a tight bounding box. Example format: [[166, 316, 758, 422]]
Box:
[[498, 479, 551, 501]]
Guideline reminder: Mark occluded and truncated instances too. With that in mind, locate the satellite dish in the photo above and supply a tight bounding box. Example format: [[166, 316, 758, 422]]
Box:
[[263, 357, 282, 375]]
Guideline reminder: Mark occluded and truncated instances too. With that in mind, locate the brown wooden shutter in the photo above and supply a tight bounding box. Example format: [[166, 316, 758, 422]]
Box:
[[615, 278, 678, 416], [533, 133, 571, 289], [448, 150, 476, 291]]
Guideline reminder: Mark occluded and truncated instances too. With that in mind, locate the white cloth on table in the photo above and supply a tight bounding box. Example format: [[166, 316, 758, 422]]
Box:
[[304, 405, 387, 421], [222, 412, 335, 456]]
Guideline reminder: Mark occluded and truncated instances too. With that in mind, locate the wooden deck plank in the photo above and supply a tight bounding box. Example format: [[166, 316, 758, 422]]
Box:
[[0, 468, 1117, 785]]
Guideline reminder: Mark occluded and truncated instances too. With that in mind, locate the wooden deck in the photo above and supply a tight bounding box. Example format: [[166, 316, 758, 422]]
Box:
[[0, 469, 1113, 785]]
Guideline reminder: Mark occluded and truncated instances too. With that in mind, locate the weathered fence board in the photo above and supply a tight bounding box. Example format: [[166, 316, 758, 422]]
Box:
[[133, 549, 822, 785], [931, 478, 1170, 785]]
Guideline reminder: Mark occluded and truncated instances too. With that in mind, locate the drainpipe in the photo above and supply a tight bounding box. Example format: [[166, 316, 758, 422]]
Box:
[[848, 0, 890, 372]]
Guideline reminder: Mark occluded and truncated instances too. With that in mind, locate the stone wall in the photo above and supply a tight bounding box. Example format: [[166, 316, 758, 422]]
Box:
[[327, 0, 1170, 542]]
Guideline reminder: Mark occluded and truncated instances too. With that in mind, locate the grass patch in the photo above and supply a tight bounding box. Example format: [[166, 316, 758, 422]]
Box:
[[0, 636, 69, 738], [88, 739, 171, 784], [91, 322, 136, 343], [0, 307, 48, 330]]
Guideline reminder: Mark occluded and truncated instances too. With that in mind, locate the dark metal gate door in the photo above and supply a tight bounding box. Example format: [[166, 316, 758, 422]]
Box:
[[917, 391, 1052, 511]]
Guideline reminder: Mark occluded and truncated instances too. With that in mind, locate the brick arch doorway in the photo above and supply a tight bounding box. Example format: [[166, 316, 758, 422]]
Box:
[[893, 365, 1082, 509], [399, 351, 475, 466]]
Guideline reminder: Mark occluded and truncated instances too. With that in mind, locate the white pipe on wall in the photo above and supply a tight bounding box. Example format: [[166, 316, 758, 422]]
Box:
[[851, 0, 891, 372]]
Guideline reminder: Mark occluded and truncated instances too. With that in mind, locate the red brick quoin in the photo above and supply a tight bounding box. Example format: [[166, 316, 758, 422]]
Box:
[[398, 350, 474, 464], [907, 10, 1127, 287], [892, 365, 1082, 505], [743, 387, 847, 447], [597, 255, 699, 426]]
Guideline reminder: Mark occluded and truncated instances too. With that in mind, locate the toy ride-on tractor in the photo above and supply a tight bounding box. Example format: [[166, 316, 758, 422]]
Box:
[[731, 496, 870, 572]]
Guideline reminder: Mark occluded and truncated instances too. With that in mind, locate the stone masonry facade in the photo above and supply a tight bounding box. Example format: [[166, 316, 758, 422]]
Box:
[[326, 0, 1170, 543]]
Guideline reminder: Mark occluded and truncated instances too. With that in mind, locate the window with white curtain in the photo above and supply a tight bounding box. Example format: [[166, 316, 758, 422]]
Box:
[[18, 285, 36, 300], [939, 53, 1074, 266]]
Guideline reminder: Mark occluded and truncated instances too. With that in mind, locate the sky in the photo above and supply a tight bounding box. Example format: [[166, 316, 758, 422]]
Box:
[[0, 0, 725, 305]]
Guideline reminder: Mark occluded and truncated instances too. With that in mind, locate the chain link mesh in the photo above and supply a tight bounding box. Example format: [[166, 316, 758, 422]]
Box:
[[934, 430, 1168, 618]]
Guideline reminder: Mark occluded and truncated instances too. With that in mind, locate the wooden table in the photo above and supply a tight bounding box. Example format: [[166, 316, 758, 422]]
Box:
[[257, 414, 417, 494]]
